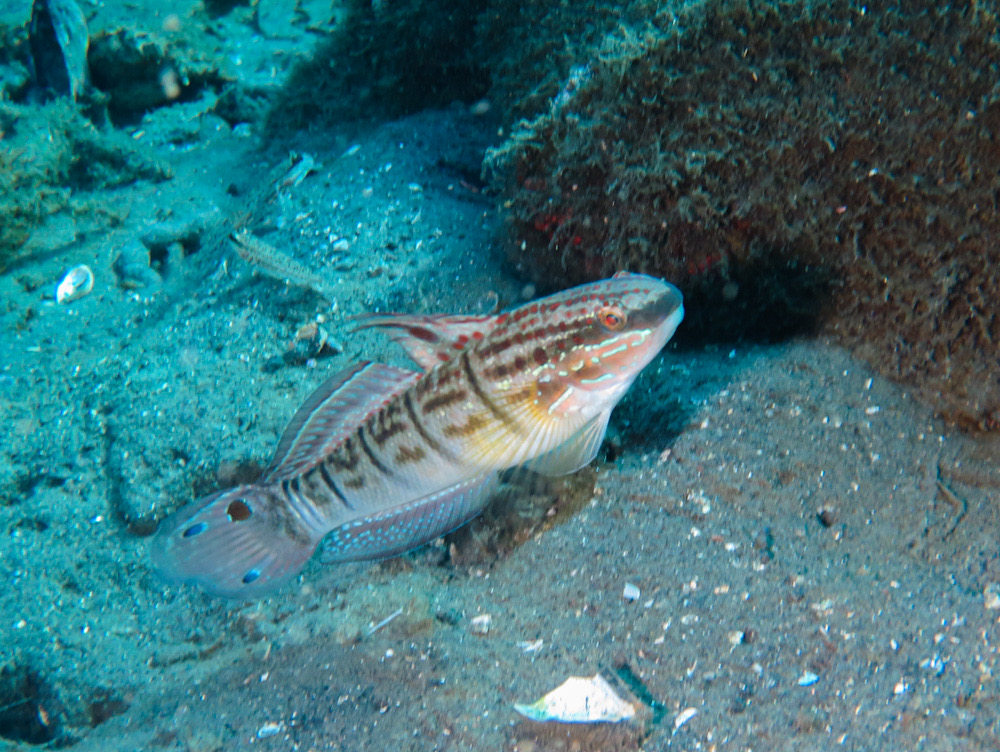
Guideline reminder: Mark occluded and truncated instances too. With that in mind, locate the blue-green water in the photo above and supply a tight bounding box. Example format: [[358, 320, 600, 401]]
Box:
[[1, 1, 998, 750]]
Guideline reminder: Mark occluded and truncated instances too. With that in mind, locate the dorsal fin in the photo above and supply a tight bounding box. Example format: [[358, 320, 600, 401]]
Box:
[[351, 313, 499, 370], [262, 362, 420, 483]]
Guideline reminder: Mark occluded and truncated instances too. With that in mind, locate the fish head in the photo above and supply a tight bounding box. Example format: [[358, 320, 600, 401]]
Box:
[[531, 272, 684, 414]]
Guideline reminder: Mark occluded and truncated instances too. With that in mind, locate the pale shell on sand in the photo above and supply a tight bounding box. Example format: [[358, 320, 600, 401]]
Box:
[[56, 264, 94, 303], [514, 673, 635, 724]]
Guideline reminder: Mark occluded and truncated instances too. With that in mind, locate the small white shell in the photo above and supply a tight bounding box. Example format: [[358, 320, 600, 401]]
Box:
[[514, 674, 635, 724], [674, 706, 698, 730], [469, 613, 493, 635], [56, 264, 94, 303]]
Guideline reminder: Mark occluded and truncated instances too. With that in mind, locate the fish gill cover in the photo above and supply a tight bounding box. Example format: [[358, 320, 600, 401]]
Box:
[[481, 0, 1000, 431]]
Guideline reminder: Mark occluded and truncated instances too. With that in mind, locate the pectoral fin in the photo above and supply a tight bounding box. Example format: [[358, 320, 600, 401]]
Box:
[[521, 409, 611, 476]]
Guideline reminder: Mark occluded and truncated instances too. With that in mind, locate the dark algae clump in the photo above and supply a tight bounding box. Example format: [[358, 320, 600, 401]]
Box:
[[485, 0, 1000, 430]]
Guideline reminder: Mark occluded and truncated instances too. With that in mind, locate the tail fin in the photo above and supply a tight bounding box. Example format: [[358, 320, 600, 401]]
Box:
[[149, 485, 323, 599]]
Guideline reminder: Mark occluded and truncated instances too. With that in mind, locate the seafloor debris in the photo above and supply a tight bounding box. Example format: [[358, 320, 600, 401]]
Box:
[[514, 674, 635, 724], [985, 583, 1000, 610], [230, 230, 336, 303], [673, 707, 698, 731], [86, 27, 221, 125], [29, 0, 90, 101], [468, 613, 492, 635], [622, 582, 640, 601], [55, 264, 93, 303], [113, 240, 162, 291], [278, 152, 318, 189]]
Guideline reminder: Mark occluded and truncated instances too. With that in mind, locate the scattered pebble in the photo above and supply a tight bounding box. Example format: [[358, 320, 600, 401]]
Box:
[[798, 671, 819, 686], [984, 583, 1000, 610], [257, 721, 282, 738], [622, 582, 640, 601], [469, 613, 492, 635], [279, 152, 317, 188], [469, 98, 492, 116], [674, 707, 698, 730]]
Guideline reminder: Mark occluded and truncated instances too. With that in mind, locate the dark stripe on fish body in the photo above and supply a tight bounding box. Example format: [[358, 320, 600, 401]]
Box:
[[421, 389, 468, 414], [370, 412, 406, 447], [280, 478, 320, 540], [357, 426, 392, 476], [442, 414, 489, 438], [403, 391, 451, 460], [416, 368, 458, 397], [550, 335, 579, 353], [484, 355, 529, 382], [393, 444, 426, 464], [480, 321, 551, 360], [328, 437, 360, 472], [461, 351, 517, 431], [342, 476, 366, 490], [383, 401, 404, 424], [318, 460, 354, 510], [483, 362, 513, 380], [504, 387, 534, 407], [480, 336, 515, 359]]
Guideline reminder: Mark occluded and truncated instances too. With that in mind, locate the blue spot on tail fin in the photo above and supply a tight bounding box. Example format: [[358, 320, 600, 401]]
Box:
[[150, 485, 323, 599]]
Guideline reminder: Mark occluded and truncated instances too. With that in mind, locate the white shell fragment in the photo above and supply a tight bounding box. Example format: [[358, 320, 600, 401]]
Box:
[[56, 264, 94, 303], [256, 721, 282, 738], [984, 583, 1000, 610], [623, 582, 641, 601], [469, 614, 492, 635], [514, 673, 635, 724], [674, 707, 698, 730]]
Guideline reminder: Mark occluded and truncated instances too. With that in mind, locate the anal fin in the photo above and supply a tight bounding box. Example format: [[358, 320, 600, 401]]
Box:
[[321, 473, 500, 563]]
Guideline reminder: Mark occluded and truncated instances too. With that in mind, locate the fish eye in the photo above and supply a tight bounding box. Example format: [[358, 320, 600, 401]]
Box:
[[599, 305, 627, 331]]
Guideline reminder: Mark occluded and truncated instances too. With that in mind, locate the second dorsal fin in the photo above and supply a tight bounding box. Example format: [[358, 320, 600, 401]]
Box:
[[263, 362, 420, 483], [351, 313, 499, 370]]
